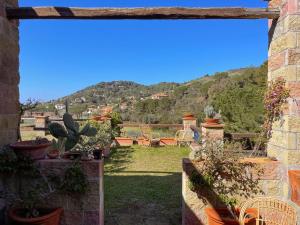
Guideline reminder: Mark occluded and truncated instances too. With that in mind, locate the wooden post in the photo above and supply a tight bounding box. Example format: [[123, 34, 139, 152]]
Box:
[[6, 7, 280, 20]]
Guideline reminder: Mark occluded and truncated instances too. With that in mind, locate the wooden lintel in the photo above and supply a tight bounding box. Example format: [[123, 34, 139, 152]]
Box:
[[6, 7, 280, 20]]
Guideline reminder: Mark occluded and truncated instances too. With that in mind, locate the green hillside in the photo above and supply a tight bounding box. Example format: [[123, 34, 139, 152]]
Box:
[[39, 62, 267, 133]]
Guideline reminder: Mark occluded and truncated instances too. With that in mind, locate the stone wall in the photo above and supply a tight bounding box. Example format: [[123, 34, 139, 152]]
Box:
[[38, 159, 104, 225], [267, 0, 300, 210], [0, 0, 20, 146]]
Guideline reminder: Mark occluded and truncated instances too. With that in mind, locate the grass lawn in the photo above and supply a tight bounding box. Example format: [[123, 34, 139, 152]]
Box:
[[104, 145, 190, 225]]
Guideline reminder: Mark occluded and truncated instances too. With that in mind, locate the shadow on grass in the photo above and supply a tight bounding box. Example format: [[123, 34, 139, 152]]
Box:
[[104, 172, 182, 225], [105, 147, 135, 173]]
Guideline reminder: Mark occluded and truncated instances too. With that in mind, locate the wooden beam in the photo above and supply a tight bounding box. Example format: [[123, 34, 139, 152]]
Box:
[[6, 7, 280, 20]]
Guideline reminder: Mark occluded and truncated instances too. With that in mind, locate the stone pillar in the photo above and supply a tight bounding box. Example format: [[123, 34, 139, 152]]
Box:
[[0, 0, 19, 146], [182, 114, 197, 131], [267, 0, 300, 201], [34, 116, 49, 129], [201, 123, 224, 143]]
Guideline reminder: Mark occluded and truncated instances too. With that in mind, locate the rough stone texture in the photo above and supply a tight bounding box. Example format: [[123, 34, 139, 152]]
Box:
[[201, 123, 224, 142], [0, 0, 19, 147], [34, 116, 49, 129], [182, 158, 283, 225], [267, 0, 300, 221], [37, 159, 104, 225], [183, 117, 197, 131]]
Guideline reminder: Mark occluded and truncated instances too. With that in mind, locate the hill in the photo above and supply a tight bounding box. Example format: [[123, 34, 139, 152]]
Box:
[[37, 62, 267, 133]]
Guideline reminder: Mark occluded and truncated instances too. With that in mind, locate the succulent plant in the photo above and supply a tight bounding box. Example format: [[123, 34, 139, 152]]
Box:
[[51, 138, 66, 155], [204, 105, 216, 119], [48, 113, 97, 151]]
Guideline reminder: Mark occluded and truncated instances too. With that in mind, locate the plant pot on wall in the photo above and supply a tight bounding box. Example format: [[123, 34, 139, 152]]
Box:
[[204, 118, 220, 125], [9, 207, 63, 225], [10, 140, 51, 160], [205, 207, 256, 225]]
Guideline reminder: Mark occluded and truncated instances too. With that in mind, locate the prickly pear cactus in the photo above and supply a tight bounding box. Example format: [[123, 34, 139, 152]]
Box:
[[49, 113, 97, 151]]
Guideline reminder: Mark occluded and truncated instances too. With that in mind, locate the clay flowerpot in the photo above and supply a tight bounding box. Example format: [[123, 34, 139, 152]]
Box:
[[137, 138, 150, 146], [160, 138, 177, 146], [92, 115, 102, 121], [10, 140, 51, 160], [183, 113, 196, 120], [115, 137, 133, 146], [205, 208, 256, 225], [63, 151, 81, 160], [47, 149, 59, 159], [288, 170, 300, 206], [204, 118, 220, 125], [9, 207, 63, 225]]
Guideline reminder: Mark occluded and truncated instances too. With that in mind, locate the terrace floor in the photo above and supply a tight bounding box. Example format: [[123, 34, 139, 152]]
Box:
[[104, 145, 189, 225]]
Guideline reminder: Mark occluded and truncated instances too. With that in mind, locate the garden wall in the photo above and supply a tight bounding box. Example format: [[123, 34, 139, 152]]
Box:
[[0, 0, 20, 146], [38, 159, 104, 225]]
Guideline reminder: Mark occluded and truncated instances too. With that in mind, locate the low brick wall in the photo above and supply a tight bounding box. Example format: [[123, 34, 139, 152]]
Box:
[[182, 158, 283, 225], [38, 159, 104, 225]]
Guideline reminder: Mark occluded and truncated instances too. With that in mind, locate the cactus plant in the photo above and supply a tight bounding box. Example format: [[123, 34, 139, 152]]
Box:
[[204, 105, 216, 119], [48, 113, 97, 151]]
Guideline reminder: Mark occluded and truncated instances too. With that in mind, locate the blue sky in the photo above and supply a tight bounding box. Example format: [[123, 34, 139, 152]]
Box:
[[19, 0, 268, 102]]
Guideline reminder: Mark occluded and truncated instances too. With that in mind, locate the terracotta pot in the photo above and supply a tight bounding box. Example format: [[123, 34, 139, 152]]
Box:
[[205, 207, 256, 225], [92, 115, 102, 121], [160, 138, 177, 146], [10, 141, 51, 160], [115, 137, 133, 146], [137, 138, 150, 146], [183, 113, 196, 120], [9, 208, 63, 225], [63, 152, 81, 160], [288, 170, 300, 206], [47, 149, 59, 159], [204, 118, 220, 124]]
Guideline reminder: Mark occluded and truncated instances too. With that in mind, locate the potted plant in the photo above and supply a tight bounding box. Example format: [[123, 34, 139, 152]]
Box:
[[47, 138, 66, 159], [88, 120, 112, 158], [48, 113, 97, 159], [204, 105, 220, 124], [0, 146, 63, 225], [10, 137, 51, 160], [188, 141, 263, 225], [0, 145, 89, 225]]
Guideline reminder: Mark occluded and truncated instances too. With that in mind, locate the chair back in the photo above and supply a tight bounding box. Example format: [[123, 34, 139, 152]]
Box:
[[239, 197, 297, 225], [140, 125, 153, 140]]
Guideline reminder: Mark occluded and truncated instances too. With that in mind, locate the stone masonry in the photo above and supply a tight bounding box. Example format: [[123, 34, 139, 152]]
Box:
[[267, 0, 300, 205], [0, 0, 19, 146], [31, 159, 104, 225]]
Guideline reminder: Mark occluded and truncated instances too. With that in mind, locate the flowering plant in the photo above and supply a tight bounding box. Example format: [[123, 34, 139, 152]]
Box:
[[263, 78, 290, 138]]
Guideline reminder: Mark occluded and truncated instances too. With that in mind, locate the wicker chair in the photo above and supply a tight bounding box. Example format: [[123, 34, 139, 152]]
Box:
[[175, 129, 194, 146], [239, 197, 297, 225], [139, 125, 160, 147]]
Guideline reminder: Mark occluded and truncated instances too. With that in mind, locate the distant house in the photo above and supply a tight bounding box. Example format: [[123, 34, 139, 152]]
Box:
[[55, 104, 65, 110], [100, 106, 113, 116], [74, 97, 86, 103], [151, 92, 169, 100]]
